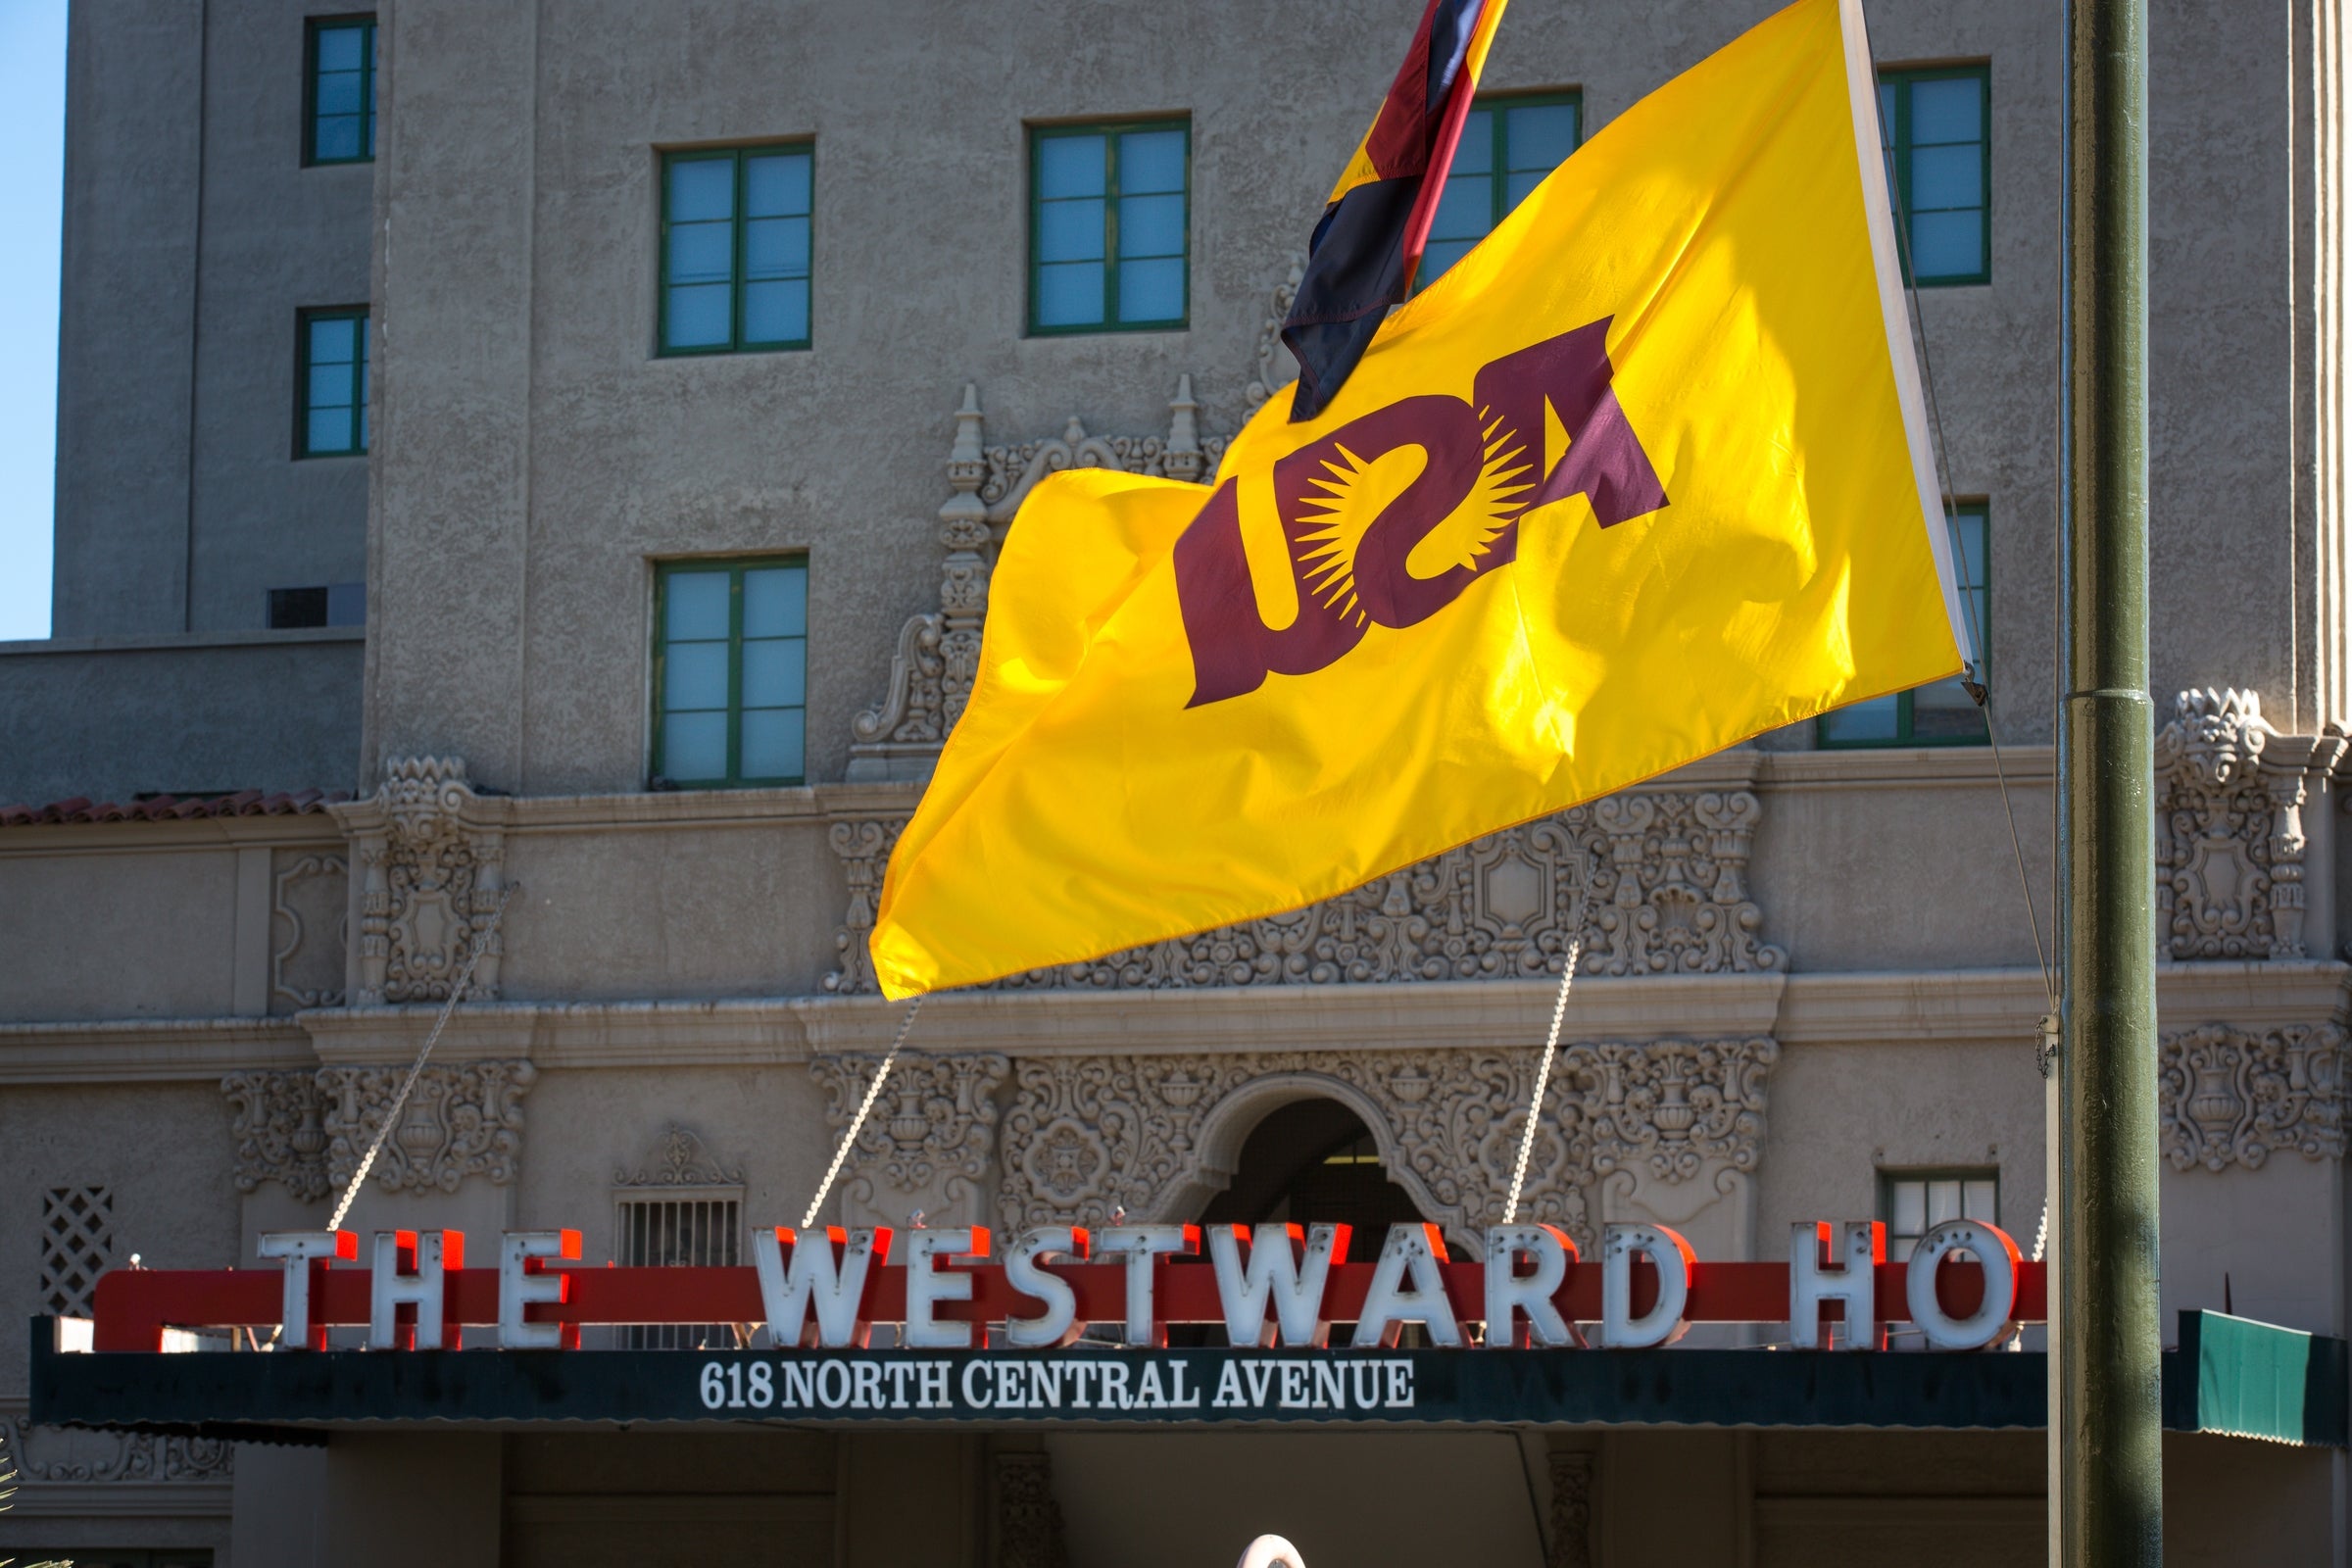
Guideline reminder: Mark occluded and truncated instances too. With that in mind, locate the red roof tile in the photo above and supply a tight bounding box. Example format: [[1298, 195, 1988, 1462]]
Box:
[[0, 789, 353, 828]]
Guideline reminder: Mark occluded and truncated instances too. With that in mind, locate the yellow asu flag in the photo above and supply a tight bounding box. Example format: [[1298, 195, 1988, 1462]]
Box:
[[872, 0, 1969, 999]]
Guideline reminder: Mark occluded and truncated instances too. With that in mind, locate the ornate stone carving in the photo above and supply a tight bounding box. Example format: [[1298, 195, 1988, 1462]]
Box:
[[990, 1450, 1069, 1568], [1545, 1447, 1594, 1568], [1243, 252, 1305, 414], [2159, 1022, 2347, 1171], [820, 817, 904, 994], [847, 382, 1225, 783], [319, 1060, 536, 1195], [614, 1124, 743, 1189], [996, 1039, 1777, 1247], [2154, 689, 2347, 959], [0, 1406, 231, 1485], [809, 1050, 1008, 1227], [223, 1070, 332, 1203], [332, 757, 511, 1005], [224, 1061, 536, 1200], [823, 791, 1781, 993], [270, 851, 348, 1010]]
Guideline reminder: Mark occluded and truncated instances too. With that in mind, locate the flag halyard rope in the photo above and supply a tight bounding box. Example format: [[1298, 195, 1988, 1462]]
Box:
[[1879, 94, 2060, 1023], [326, 883, 516, 1234], [1502, 866, 1592, 1227], [800, 994, 925, 1229]]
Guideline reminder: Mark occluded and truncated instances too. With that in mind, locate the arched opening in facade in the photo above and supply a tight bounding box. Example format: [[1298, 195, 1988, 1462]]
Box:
[[1198, 1097, 1429, 1247]]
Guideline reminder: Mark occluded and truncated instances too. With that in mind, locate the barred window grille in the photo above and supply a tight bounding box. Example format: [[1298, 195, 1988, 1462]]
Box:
[[41, 1185, 113, 1318], [614, 1195, 742, 1349]]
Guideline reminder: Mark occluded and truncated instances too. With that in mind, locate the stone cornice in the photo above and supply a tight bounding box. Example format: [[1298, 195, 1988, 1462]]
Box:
[[1756, 745, 2056, 791], [11, 962, 2341, 1081], [487, 780, 921, 834], [0, 814, 346, 855], [0, 625, 363, 659], [0, 1015, 314, 1084], [0, 753, 2078, 856]]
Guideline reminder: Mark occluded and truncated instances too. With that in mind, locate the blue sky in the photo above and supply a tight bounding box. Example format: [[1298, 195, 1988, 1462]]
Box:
[[0, 1, 65, 642]]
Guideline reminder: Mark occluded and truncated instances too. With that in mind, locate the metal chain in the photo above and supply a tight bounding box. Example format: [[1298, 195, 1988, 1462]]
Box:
[[800, 995, 925, 1229], [325, 884, 515, 1233], [1502, 870, 1592, 1226]]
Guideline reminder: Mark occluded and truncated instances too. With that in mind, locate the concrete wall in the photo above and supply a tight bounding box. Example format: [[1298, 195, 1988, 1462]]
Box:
[[0, 1083, 241, 1400], [12, 2, 2351, 1563], [54, 0, 371, 641], [0, 632, 363, 805], [356, 0, 2313, 793]]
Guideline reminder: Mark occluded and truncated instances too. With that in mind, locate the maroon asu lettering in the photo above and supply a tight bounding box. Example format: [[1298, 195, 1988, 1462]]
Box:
[[1172, 318, 1669, 707]]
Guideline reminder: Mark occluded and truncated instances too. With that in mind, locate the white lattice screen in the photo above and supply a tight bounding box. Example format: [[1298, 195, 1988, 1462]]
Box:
[[41, 1185, 113, 1317]]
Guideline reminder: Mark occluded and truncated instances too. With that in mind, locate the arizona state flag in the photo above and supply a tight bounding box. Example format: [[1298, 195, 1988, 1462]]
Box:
[[1284, 0, 1508, 419], [871, 0, 1972, 1000]]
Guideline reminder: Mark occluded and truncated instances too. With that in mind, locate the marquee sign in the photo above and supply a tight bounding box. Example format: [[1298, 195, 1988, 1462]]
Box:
[[31, 1215, 2070, 1437], [87, 1216, 2041, 1355]]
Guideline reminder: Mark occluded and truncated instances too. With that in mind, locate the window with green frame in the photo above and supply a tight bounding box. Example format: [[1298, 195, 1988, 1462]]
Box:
[[1420, 92, 1582, 287], [297, 307, 368, 458], [660, 145, 812, 355], [654, 558, 808, 788], [305, 16, 376, 166], [1029, 120, 1189, 334], [1819, 503, 1987, 747], [1878, 66, 1989, 285]]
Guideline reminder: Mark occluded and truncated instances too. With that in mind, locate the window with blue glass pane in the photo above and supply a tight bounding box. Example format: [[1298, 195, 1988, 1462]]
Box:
[[661, 146, 813, 354], [306, 18, 375, 166], [1030, 121, 1189, 332], [298, 308, 368, 457], [1819, 504, 1989, 747], [1421, 93, 1582, 287], [656, 559, 808, 787], [1878, 67, 1988, 286]]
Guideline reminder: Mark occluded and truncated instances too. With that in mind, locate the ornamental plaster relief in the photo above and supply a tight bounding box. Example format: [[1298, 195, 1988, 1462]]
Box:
[[1544, 1446, 1595, 1568], [846, 381, 1226, 784], [0, 1403, 231, 1487], [2159, 1022, 2346, 1172], [270, 850, 348, 1011], [823, 791, 1781, 994], [329, 756, 512, 1005], [990, 1448, 1070, 1568], [223, 1059, 537, 1202], [808, 1049, 1009, 1229], [2155, 689, 2346, 960], [613, 1123, 743, 1191], [994, 1038, 1777, 1250]]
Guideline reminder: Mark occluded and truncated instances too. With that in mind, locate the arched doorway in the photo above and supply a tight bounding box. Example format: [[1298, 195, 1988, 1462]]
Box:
[[1199, 1097, 1429, 1248], [1177, 1097, 1442, 1348]]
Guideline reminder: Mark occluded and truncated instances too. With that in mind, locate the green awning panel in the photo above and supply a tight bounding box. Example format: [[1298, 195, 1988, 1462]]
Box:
[[2164, 1310, 2349, 1447]]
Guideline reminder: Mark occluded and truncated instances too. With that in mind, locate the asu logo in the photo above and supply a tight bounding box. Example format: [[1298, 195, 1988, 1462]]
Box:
[[1173, 318, 1668, 707]]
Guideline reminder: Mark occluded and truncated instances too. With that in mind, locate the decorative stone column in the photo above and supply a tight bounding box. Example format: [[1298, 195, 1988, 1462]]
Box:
[[330, 757, 513, 1005], [2154, 689, 2346, 959], [845, 381, 1223, 783]]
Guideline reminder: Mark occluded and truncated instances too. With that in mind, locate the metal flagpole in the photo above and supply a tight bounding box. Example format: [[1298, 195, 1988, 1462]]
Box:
[[2057, 0, 2163, 1560]]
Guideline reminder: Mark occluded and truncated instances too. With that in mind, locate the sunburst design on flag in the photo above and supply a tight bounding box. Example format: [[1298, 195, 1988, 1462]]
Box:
[[1293, 415, 1538, 624]]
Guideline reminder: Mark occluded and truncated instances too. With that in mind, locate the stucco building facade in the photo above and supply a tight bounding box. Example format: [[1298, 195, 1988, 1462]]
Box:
[[3, 0, 2350, 1564]]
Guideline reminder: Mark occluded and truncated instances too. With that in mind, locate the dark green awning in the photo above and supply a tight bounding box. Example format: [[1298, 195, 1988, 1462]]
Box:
[[2163, 1310, 2349, 1447]]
